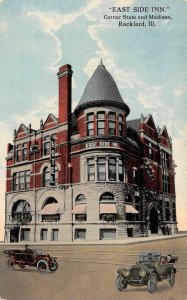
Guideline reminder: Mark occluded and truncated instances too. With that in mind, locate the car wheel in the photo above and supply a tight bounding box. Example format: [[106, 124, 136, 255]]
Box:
[[116, 274, 128, 291], [147, 273, 157, 293], [49, 259, 59, 272], [6, 258, 15, 270], [168, 271, 175, 287], [37, 260, 49, 273]]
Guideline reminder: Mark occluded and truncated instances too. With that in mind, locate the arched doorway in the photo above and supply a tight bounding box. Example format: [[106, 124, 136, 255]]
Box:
[[149, 207, 158, 234]]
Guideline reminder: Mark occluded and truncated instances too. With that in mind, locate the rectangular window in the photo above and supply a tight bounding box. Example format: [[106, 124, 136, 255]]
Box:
[[87, 122, 94, 136], [119, 114, 124, 136], [118, 158, 124, 182], [108, 112, 116, 120], [75, 229, 86, 239], [98, 158, 106, 181], [109, 158, 116, 181], [108, 121, 116, 135], [16, 144, 21, 162], [97, 112, 105, 119], [97, 112, 105, 135], [43, 136, 50, 155], [87, 113, 94, 121], [162, 170, 170, 193], [119, 114, 123, 123], [22, 143, 27, 161], [100, 229, 116, 240], [40, 229, 48, 241], [87, 158, 95, 181], [20, 229, 30, 241], [51, 229, 59, 241], [13, 170, 31, 191], [97, 120, 105, 135], [25, 171, 31, 189], [86, 113, 94, 136], [148, 142, 153, 160]]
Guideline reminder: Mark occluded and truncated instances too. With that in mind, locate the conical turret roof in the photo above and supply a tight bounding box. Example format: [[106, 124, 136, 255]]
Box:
[[74, 61, 130, 116]]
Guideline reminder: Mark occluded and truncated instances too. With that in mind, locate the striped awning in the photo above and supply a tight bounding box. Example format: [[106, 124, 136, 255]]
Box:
[[72, 204, 87, 214], [126, 204, 139, 214], [40, 203, 59, 215], [100, 203, 117, 214]]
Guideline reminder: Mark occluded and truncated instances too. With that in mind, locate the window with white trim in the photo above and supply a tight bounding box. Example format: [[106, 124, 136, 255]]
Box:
[[43, 135, 50, 155]]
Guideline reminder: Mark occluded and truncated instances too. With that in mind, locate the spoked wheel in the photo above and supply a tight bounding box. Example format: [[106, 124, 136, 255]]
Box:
[[116, 274, 128, 291], [147, 273, 157, 293], [168, 271, 175, 287], [37, 260, 49, 273], [49, 260, 59, 272], [6, 258, 15, 270]]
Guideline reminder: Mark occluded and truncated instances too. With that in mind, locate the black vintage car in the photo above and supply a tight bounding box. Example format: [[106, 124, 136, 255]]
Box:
[[4, 249, 58, 273], [116, 251, 178, 293]]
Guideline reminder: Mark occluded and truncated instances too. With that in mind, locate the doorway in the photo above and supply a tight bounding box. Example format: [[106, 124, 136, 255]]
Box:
[[149, 207, 158, 234]]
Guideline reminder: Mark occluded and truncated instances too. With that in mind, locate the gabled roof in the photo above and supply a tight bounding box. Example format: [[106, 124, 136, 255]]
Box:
[[74, 60, 130, 116], [159, 125, 170, 140], [43, 113, 58, 127], [16, 123, 29, 135], [144, 114, 157, 131]]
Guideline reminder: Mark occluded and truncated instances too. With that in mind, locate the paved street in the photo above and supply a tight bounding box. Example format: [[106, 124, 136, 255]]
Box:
[[0, 236, 187, 300]]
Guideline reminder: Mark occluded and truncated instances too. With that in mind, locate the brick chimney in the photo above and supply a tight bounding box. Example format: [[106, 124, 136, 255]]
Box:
[[57, 64, 73, 126]]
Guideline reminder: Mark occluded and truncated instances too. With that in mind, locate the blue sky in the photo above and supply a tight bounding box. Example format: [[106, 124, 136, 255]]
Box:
[[0, 0, 186, 240]]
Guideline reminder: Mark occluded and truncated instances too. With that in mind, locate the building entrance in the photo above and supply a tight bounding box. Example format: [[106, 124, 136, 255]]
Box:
[[149, 207, 158, 234]]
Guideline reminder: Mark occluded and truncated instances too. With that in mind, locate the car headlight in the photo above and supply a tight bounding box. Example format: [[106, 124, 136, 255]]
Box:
[[122, 270, 130, 277], [139, 270, 146, 277]]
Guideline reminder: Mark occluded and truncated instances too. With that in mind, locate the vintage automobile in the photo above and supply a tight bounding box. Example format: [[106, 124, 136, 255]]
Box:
[[116, 251, 178, 293], [4, 248, 58, 273]]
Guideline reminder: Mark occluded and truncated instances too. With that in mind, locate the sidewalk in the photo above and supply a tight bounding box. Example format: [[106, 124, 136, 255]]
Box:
[[0, 233, 187, 248]]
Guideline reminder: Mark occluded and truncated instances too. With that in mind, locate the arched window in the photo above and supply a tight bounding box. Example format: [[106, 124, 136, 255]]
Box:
[[99, 193, 116, 222], [43, 167, 50, 186], [12, 200, 32, 224], [73, 194, 87, 222], [100, 192, 114, 202], [75, 194, 86, 204], [41, 197, 60, 222]]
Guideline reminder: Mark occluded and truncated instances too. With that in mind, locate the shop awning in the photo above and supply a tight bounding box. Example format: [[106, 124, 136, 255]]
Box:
[[72, 204, 87, 214], [40, 203, 59, 215], [100, 204, 117, 214], [125, 204, 139, 214]]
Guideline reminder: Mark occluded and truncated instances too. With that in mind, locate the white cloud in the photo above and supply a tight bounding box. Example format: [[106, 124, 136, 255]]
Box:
[[0, 122, 12, 241], [13, 95, 58, 130], [26, 0, 103, 71], [174, 89, 184, 98], [173, 124, 187, 231]]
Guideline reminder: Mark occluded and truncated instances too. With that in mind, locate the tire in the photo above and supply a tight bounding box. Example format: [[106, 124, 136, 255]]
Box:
[[37, 260, 49, 273], [49, 260, 59, 272], [6, 258, 15, 270], [168, 272, 175, 287], [116, 274, 128, 291], [147, 273, 157, 293]]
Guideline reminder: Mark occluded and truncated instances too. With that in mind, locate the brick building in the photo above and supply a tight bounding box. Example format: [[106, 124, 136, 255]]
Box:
[[4, 61, 178, 243]]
